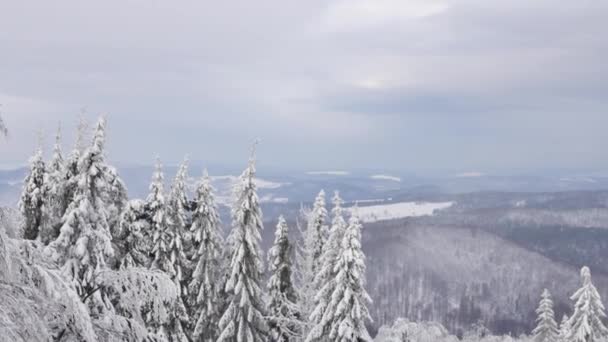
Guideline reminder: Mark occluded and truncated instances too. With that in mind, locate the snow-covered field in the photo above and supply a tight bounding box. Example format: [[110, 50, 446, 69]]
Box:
[[306, 171, 349, 176], [350, 201, 454, 223], [370, 174, 401, 182]]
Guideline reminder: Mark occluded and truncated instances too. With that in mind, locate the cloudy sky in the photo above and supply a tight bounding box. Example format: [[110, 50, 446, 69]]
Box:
[[0, 0, 606, 172]]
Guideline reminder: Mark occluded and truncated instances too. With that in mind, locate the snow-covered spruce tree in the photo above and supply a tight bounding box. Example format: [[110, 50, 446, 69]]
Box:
[[148, 158, 173, 274], [297, 190, 328, 328], [40, 125, 66, 244], [310, 213, 372, 342], [267, 215, 300, 342], [146, 158, 190, 341], [217, 154, 268, 342], [116, 199, 150, 269], [18, 147, 47, 240], [0, 107, 7, 137], [559, 315, 571, 342], [532, 289, 558, 342], [104, 165, 128, 240], [166, 157, 190, 296], [188, 169, 225, 341], [47, 116, 114, 308], [62, 115, 89, 216], [308, 190, 328, 274], [569, 266, 608, 342], [307, 191, 348, 340]]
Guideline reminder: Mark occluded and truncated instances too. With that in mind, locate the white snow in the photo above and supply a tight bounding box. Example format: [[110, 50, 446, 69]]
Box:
[[260, 195, 289, 204], [350, 201, 454, 223], [370, 174, 401, 182], [455, 172, 485, 178], [210, 175, 287, 189], [306, 171, 350, 176]]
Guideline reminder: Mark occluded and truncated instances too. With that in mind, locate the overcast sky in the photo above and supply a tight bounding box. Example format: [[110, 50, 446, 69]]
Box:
[[0, 0, 606, 172]]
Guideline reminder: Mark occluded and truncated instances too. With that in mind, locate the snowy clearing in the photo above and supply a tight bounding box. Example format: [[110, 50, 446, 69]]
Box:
[[455, 171, 485, 178], [306, 171, 350, 176], [350, 201, 454, 223], [370, 174, 401, 182]]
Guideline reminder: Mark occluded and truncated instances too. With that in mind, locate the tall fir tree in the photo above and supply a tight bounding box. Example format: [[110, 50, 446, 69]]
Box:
[[47, 116, 114, 305], [18, 147, 47, 240], [308, 190, 328, 274], [40, 124, 66, 244], [188, 169, 225, 342], [104, 165, 128, 239], [147, 157, 189, 342], [569, 266, 608, 342], [62, 115, 89, 216], [218, 151, 268, 342], [116, 199, 150, 269], [297, 190, 328, 329], [166, 157, 190, 296], [267, 215, 300, 342], [307, 191, 348, 340], [308, 213, 372, 342], [559, 315, 571, 342], [532, 289, 559, 342], [148, 158, 173, 274]]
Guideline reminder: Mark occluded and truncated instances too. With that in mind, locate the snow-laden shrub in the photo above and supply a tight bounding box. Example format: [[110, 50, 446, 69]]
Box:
[[99, 267, 188, 340], [2, 237, 97, 341], [374, 319, 532, 342], [375, 318, 458, 342]]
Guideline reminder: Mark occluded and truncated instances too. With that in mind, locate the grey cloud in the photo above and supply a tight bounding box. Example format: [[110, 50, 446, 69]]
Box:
[[0, 0, 607, 172]]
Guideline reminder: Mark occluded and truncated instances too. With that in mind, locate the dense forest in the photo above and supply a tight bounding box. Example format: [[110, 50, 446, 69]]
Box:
[[2, 116, 608, 342]]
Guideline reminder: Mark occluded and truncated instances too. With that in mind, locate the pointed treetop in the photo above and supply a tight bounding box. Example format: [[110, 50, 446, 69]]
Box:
[[76, 110, 89, 152], [56, 122, 62, 141], [153, 156, 164, 183], [248, 139, 260, 170], [202, 167, 209, 179], [90, 115, 107, 155], [581, 266, 591, 284], [0, 104, 8, 137]]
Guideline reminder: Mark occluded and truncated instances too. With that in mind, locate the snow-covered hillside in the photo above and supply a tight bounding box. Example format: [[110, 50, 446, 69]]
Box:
[[351, 201, 454, 223]]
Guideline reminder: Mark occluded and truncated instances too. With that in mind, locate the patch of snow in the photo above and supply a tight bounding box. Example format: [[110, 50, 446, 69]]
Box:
[[559, 177, 597, 183], [370, 174, 401, 182], [306, 171, 350, 176], [260, 195, 289, 204], [350, 201, 454, 223], [455, 171, 485, 178], [210, 175, 287, 189], [350, 199, 387, 204]]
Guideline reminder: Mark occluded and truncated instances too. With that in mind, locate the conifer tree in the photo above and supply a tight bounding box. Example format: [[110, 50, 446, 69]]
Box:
[[309, 190, 328, 274], [569, 266, 608, 342], [147, 157, 189, 341], [308, 213, 372, 342], [148, 158, 173, 275], [532, 289, 558, 342], [166, 158, 190, 296], [116, 199, 150, 269], [267, 215, 300, 342], [40, 125, 66, 244], [0, 106, 7, 137], [307, 191, 348, 340], [105, 165, 128, 239], [62, 115, 89, 216], [188, 169, 225, 342], [217, 150, 268, 342], [18, 147, 47, 240], [559, 315, 571, 342], [48, 117, 114, 305]]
